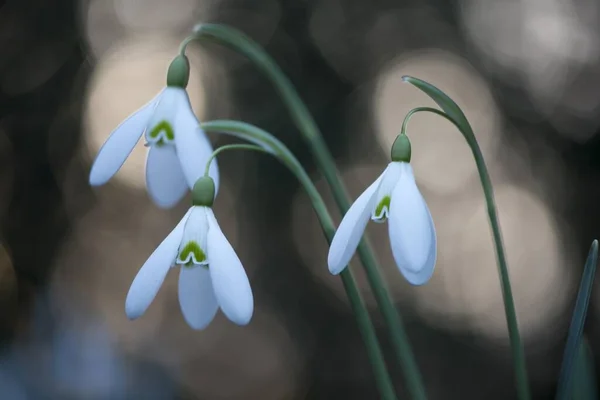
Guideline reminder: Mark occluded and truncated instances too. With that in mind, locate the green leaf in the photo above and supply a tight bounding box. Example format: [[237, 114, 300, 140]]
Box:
[[401, 75, 475, 138], [403, 75, 531, 399], [572, 339, 597, 400], [556, 240, 598, 400]]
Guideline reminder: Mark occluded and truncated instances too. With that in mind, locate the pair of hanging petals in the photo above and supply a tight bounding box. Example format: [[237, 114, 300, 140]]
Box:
[[328, 135, 437, 285], [125, 204, 253, 329], [89, 86, 219, 209]]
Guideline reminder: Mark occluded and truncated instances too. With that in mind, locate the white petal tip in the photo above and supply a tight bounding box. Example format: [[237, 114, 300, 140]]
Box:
[[184, 319, 211, 330], [230, 311, 253, 326], [218, 294, 253, 326], [399, 249, 437, 286], [88, 172, 107, 187], [125, 291, 150, 319], [124, 304, 144, 321], [400, 268, 435, 286], [149, 197, 180, 209], [223, 297, 254, 326], [327, 260, 346, 276]]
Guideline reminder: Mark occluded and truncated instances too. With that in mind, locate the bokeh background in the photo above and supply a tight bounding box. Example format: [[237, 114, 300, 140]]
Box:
[[0, 0, 599, 398]]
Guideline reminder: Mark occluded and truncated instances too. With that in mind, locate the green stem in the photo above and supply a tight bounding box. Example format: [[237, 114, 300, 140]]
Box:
[[401, 107, 530, 400], [185, 24, 426, 399], [202, 120, 397, 400], [203, 144, 269, 176]]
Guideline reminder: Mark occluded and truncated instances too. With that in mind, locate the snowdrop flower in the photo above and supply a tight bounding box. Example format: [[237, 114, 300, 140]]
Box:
[[89, 55, 219, 208], [328, 134, 437, 285], [125, 176, 253, 329]]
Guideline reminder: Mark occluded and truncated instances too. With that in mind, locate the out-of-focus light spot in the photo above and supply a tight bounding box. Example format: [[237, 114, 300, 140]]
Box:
[[203, 1, 282, 46], [461, 0, 600, 142], [308, 0, 363, 83], [0, 41, 72, 95], [374, 50, 501, 196], [0, 131, 14, 220], [165, 312, 300, 400], [309, 2, 455, 82], [84, 36, 207, 189], [0, 243, 17, 327], [53, 320, 125, 397], [415, 183, 574, 342], [84, 0, 127, 59], [114, 0, 199, 33], [0, 243, 16, 294], [0, 369, 26, 400]]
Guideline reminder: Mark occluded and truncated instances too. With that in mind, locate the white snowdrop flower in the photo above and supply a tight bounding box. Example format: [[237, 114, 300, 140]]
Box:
[[89, 55, 219, 208], [328, 134, 437, 285], [125, 176, 253, 329]]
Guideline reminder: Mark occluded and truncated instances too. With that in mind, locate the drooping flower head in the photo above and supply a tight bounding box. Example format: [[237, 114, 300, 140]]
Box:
[[89, 55, 219, 208], [328, 134, 437, 285], [125, 176, 253, 329]]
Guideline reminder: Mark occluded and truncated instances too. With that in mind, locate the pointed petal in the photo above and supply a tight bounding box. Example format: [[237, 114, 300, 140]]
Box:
[[371, 162, 402, 222], [125, 208, 191, 319], [176, 206, 209, 266], [178, 265, 219, 330], [327, 169, 387, 275], [206, 209, 253, 325], [89, 91, 162, 186], [146, 145, 188, 209], [173, 93, 220, 195], [388, 163, 437, 285], [145, 88, 179, 145]]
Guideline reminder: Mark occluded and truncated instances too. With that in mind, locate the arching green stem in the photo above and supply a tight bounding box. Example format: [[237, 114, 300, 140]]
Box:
[[401, 105, 530, 400], [202, 120, 398, 400], [184, 25, 426, 399], [204, 144, 270, 177]]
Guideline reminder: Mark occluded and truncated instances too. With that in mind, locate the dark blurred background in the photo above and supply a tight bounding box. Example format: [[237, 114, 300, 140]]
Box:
[[0, 0, 600, 398]]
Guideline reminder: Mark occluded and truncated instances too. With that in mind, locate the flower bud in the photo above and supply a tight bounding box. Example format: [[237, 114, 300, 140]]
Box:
[[192, 176, 215, 207], [391, 134, 411, 163], [166, 55, 190, 88]]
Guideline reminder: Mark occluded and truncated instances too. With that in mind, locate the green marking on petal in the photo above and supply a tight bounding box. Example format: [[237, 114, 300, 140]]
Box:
[[372, 195, 391, 223], [149, 120, 175, 144], [177, 241, 207, 267]]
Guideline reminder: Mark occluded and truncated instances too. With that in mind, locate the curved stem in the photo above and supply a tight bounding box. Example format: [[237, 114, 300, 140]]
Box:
[[202, 120, 398, 400], [401, 107, 530, 400], [179, 36, 195, 55], [185, 25, 426, 399], [204, 144, 269, 176]]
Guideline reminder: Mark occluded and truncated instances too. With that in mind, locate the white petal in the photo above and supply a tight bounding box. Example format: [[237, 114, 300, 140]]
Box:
[[327, 169, 387, 275], [125, 208, 191, 319], [145, 144, 188, 208], [178, 265, 219, 330], [371, 162, 402, 222], [206, 209, 253, 325], [145, 87, 179, 145], [173, 92, 220, 195], [176, 206, 209, 266], [388, 163, 437, 285], [89, 91, 162, 186]]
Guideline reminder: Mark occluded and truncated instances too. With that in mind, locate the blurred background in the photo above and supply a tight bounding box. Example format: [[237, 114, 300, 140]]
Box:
[[0, 0, 599, 398]]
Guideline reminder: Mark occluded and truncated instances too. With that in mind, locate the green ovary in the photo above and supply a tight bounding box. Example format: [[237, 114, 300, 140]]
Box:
[[177, 241, 207, 268], [148, 120, 175, 146], [373, 195, 391, 222]]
